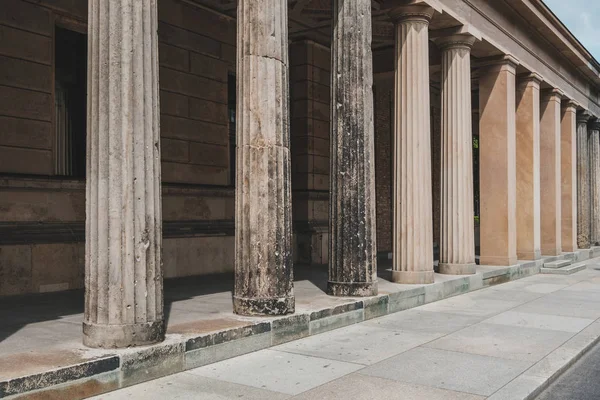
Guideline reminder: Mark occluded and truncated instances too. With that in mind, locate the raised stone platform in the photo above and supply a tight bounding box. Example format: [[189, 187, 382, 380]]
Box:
[[0, 249, 595, 399]]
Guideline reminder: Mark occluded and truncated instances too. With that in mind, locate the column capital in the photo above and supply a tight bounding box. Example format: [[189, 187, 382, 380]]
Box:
[[541, 88, 564, 102], [434, 33, 477, 51], [578, 111, 593, 124], [562, 99, 579, 112], [517, 72, 543, 86], [388, 4, 435, 23], [590, 118, 600, 132], [476, 54, 519, 73]]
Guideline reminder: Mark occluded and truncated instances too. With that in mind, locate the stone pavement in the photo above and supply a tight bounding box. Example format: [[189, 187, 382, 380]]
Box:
[[90, 265, 600, 400]]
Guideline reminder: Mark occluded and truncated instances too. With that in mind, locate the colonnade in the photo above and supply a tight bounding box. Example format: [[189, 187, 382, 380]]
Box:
[[83, 0, 599, 348]]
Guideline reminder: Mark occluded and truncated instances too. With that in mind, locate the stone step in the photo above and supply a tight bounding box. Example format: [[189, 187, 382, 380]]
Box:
[[541, 264, 587, 275], [544, 260, 571, 269]]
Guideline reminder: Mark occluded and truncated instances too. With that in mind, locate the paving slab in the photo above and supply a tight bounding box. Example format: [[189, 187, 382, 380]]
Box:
[[423, 322, 574, 362], [292, 373, 485, 400], [359, 347, 532, 396], [484, 310, 594, 333], [187, 349, 363, 396], [363, 309, 484, 334]]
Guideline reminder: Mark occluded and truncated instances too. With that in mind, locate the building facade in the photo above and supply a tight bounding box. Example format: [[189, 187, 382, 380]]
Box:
[[1, 0, 600, 347]]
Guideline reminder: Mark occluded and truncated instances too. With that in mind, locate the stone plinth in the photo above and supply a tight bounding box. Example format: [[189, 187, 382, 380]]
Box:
[[234, 0, 294, 315], [577, 112, 592, 249], [539, 89, 563, 256], [590, 120, 600, 246], [478, 56, 518, 266], [84, 0, 164, 348], [390, 5, 435, 284], [328, 0, 378, 296], [515, 74, 541, 260], [561, 101, 578, 252], [437, 34, 477, 275]]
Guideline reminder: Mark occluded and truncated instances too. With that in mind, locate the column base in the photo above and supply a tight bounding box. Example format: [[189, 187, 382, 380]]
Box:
[[233, 296, 295, 316], [83, 320, 165, 349], [392, 270, 434, 284], [327, 281, 378, 297], [438, 262, 476, 275]]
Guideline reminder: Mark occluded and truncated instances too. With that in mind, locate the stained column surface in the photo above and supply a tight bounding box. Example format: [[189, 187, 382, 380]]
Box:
[[478, 57, 518, 266], [234, 0, 294, 315], [328, 0, 378, 296], [561, 101, 578, 252], [539, 89, 563, 256], [390, 5, 435, 284], [577, 112, 592, 249], [589, 120, 600, 246], [515, 74, 541, 260], [85, 0, 164, 348], [437, 34, 477, 275]]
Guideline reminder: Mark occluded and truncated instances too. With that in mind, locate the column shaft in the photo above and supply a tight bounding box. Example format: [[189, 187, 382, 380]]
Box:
[[391, 6, 435, 284], [85, 0, 164, 348], [561, 102, 578, 252], [577, 113, 592, 249], [589, 121, 600, 245], [437, 35, 477, 275], [328, 0, 377, 296], [539, 89, 562, 255], [479, 57, 518, 266], [515, 74, 541, 260], [234, 0, 294, 315]]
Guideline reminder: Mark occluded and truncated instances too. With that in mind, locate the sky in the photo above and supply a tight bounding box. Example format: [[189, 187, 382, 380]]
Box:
[[543, 0, 600, 60]]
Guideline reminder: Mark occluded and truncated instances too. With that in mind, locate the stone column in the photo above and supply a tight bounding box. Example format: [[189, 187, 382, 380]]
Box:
[[515, 73, 541, 260], [84, 0, 164, 348], [539, 89, 562, 255], [577, 112, 592, 249], [478, 56, 518, 266], [436, 34, 477, 275], [561, 101, 578, 252], [328, 0, 378, 296], [589, 120, 600, 246], [390, 5, 435, 284], [234, 0, 294, 315]]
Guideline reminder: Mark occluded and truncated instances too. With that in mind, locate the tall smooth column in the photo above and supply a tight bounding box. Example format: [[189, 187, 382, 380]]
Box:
[[234, 0, 294, 315], [577, 112, 592, 249], [590, 120, 600, 246], [561, 101, 578, 252], [390, 5, 435, 284], [515, 74, 541, 260], [84, 0, 163, 348], [479, 56, 518, 266], [539, 89, 562, 255], [328, 0, 378, 296], [437, 34, 477, 275]]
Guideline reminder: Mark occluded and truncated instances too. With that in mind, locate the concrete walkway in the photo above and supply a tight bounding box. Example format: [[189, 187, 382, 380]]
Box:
[[90, 265, 600, 400]]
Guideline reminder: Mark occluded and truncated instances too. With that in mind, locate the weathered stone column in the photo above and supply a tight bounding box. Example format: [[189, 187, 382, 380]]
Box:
[[589, 120, 600, 246], [436, 34, 477, 275], [479, 56, 518, 266], [539, 89, 562, 256], [561, 100, 578, 252], [577, 112, 592, 249], [84, 0, 164, 348], [234, 0, 294, 315], [390, 5, 435, 284], [515, 73, 541, 260], [328, 0, 378, 296]]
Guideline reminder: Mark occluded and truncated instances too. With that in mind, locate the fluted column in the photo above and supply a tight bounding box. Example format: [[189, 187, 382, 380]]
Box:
[[84, 0, 163, 348], [577, 112, 592, 249], [561, 100, 578, 252], [436, 34, 477, 275], [589, 120, 600, 246], [479, 56, 518, 266], [390, 5, 435, 284], [540, 89, 562, 256], [328, 0, 377, 296], [234, 0, 294, 315], [515, 73, 541, 260]]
